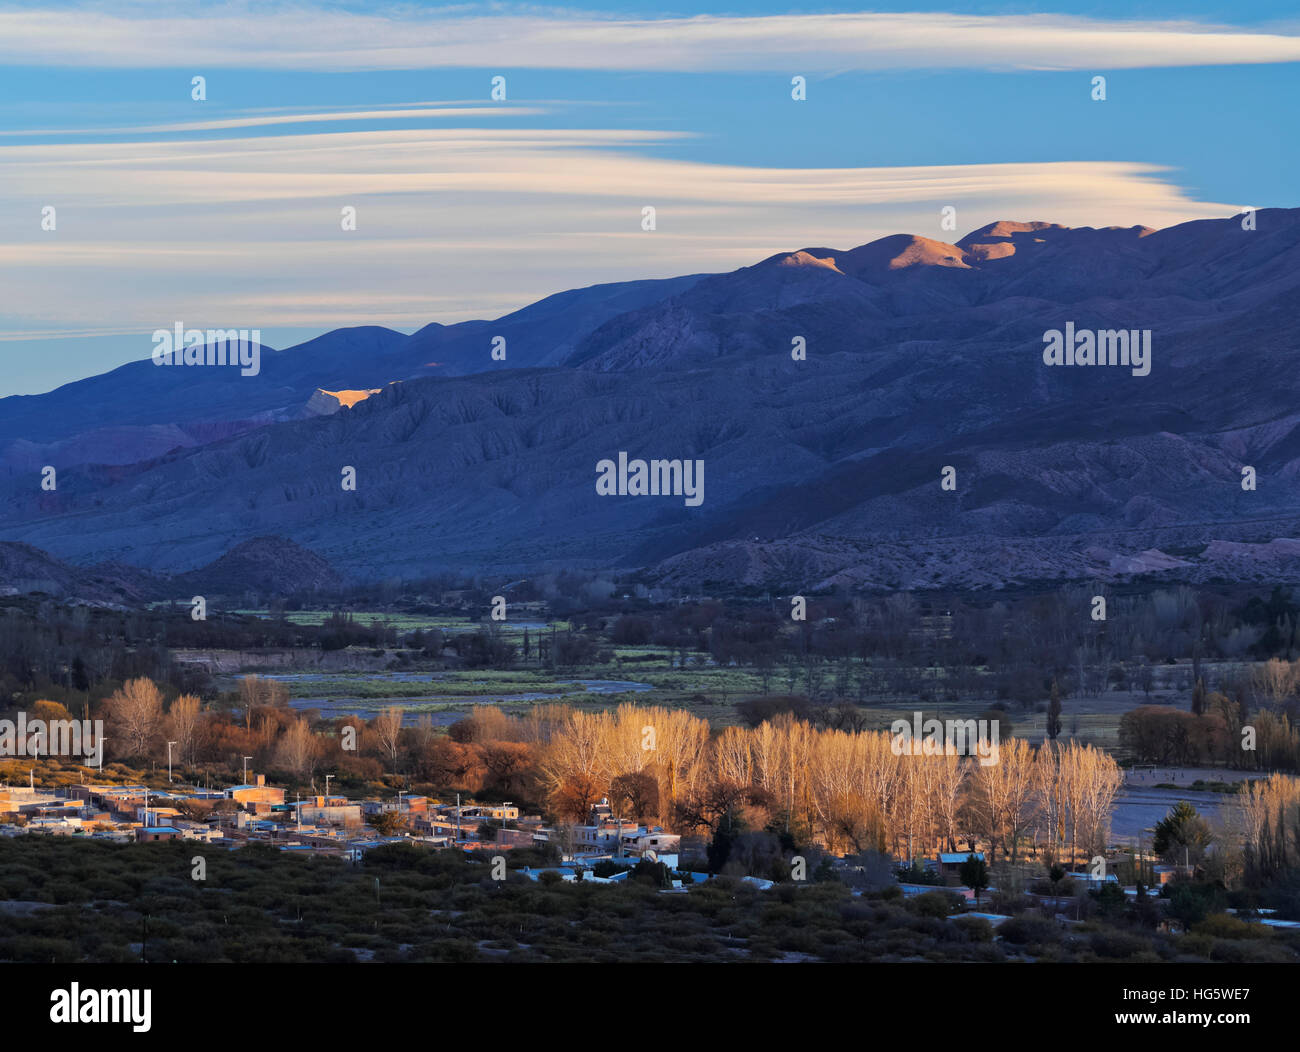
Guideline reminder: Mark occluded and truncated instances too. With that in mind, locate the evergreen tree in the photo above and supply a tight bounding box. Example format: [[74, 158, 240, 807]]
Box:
[[959, 854, 989, 905], [1046, 679, 1062, 740], [1152, 801, 1213, 864]]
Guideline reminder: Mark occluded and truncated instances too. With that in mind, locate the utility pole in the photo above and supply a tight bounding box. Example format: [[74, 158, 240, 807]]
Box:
[[456, 792, 461, 845], [242, 756, 252, 784]]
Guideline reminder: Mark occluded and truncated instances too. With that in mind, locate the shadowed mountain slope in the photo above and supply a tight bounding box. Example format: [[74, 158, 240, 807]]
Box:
[[2, 210, 1298, 590]]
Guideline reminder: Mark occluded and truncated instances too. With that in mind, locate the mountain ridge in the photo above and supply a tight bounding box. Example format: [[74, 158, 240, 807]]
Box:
[[2, 208, 1298, 591], [0, 536, 339, 604]]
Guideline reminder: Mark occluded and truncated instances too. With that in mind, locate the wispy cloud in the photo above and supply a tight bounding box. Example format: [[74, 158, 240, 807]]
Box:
[[0, 3, 1298, 72], [0, 121, 1235, 339], [0, 105, 545, 137]]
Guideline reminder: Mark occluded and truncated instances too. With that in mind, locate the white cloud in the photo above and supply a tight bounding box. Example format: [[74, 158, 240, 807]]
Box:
[[0, 123, 1234, 339], [0, 105, 545, 137], [0, 4, 1297, 72]]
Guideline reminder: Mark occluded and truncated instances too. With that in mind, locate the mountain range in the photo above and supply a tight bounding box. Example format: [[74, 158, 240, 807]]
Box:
[[2, 209, 1299, 595], [0, 536, 340, 605]]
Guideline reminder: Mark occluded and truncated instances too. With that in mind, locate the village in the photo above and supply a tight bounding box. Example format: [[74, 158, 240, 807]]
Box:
[[0, 772, 688, 881], [6, 768, 1297, 933]]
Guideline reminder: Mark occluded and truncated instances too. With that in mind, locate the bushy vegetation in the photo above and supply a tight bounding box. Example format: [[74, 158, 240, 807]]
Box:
[[3, 837, 1294, 964]]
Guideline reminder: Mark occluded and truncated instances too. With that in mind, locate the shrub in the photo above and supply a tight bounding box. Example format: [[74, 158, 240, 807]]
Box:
[[910, 890, 962, 918], [951, 916, 993, 943], [1195, 913, 1271, 940], [999, 915, 1062, 947], [1089, 929, 1149, 959]]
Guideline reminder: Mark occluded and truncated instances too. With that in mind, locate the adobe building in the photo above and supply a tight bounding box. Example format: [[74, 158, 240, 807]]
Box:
[[226, 774, 286, 807]]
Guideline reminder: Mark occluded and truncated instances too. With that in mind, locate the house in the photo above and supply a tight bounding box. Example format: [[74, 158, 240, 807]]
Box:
[[900, 883, 956, 899], [136, 826, 182, 843], [962, 912, 1012, 928], [440, 802, 520, 822], [26, 816, 85, 834], [1152, 864, 1195, 885], [935, 852, 985, 877], [569, 799, 679, 862], [1068, 870, 1120, 887], [342, 837, 410, 862], [486, 826, 540, 849], [410, 815, 461, 839], [298, 796, 361, 827], [174, 821, 221, 842], [363, 795, 431, 816], [137, 805, 182, 826], [519, 866, 595, 883], [226, 774, 286, 807], [621, 830, 680, 860], [0, 787, 50, 812]]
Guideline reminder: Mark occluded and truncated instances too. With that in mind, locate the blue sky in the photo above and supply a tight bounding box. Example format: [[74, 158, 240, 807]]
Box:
[[1, 1, 1297, 395]]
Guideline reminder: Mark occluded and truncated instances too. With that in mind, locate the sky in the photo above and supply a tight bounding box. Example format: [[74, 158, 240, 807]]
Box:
[[0, 1, 1297, 396]]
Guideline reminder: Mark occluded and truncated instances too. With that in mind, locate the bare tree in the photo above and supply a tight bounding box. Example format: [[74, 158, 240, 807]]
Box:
[[107, 677, 164, 759], [372, 707, 403, 770], [275, 717, 319, 776], [165, 693, 202, 766]]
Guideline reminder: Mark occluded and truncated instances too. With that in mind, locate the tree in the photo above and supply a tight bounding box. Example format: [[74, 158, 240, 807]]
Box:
[[631, 858, 671, 888], [372, 708, 403, 770], [175, 798, 211, 822], [551, 772, 602, 824], [1048, 863, 1066, 912], [1166, 882, 1223, 929], [609, 770, 659, 825], [238, 675, 289, 733], [1191, 677, 1206, 717], [1091, 881, 1126, 919], [418, 738, 486, 791], [1152, 801, 1213, 866], [274, 717, 318, 776], [1241, 773, 1300, 882], [369, 810, 408, 836], [1046, 680, 1062, 741], [970, 737, 1035, 863], [165, 694, 202, 767], [959, 854, 989, 905], [30, 699, 72, 724], [106, 677, 164, 759], [480, 741, 532, 796], [673, 779, 753, 837]]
